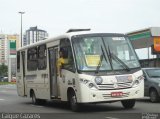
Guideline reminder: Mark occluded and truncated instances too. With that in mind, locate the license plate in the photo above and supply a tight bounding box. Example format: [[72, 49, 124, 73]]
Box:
[[111, 92, 123, 97]]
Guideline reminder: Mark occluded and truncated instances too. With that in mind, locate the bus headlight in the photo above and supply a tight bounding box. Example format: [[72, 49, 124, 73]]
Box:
[[132, 75, 144, 88], [95, 77, 103, 85], [88, 83, 94, 88], [80, 78, 98, 89], [80, 78, 89, 84], [88, 83, 97, 89]]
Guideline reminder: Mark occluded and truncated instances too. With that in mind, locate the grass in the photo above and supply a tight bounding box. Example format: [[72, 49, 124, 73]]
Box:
[[0, 82, 16, 85]]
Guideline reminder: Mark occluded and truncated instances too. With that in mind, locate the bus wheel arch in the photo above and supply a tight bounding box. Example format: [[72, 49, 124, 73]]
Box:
[[67, 87, 80, 111]]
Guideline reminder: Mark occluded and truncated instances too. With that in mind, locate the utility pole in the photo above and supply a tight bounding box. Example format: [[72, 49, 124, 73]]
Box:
[[18, 12, 25, 47]]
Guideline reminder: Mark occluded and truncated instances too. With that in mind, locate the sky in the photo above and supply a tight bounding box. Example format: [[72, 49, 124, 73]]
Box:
[[0, 0, 160, 36]]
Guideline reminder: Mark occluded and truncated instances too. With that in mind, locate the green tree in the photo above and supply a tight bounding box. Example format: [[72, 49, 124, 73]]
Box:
[[0, 64, 8, 76]]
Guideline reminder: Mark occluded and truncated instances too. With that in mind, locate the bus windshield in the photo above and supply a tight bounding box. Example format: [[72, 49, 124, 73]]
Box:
[[72, 35, 140, 72]]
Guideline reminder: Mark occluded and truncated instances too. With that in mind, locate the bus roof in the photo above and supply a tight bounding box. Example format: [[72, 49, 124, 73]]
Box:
[[17, 31, 125, 51]]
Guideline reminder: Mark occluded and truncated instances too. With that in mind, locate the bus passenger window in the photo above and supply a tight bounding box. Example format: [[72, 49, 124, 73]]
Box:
[[27, 47, 38, 71]]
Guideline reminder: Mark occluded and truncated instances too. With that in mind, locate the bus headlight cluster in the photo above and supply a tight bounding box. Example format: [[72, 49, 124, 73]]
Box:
[[88, 83, 94, 88], [80, 78, 97, 89], [132, 75, 144, 88], [80, 78, 89, 84], [94, 77, 103, 85]]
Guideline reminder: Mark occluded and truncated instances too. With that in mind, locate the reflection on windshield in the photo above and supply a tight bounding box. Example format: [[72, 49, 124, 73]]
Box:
[[110, 52, 130, 71], [146, 69, 160, 78], [72, 35, 140, 72]]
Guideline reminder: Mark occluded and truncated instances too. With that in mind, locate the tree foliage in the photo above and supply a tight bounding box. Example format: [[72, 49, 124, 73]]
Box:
[[0, 64, 8, 76]]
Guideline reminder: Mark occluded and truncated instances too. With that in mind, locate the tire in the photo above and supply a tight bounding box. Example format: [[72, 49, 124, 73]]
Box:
[[68, 91, 80, 112], [121, 99, 136, 109], [31, 91, 40, 105], [149, 89, 160, 103]]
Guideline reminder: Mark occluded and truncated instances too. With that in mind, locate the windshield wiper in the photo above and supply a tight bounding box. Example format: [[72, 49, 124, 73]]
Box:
[[110, 52, 130, 71], [106, 45, 130, 71], [95, 46, 108, 74], [95, 54, 103, 74]]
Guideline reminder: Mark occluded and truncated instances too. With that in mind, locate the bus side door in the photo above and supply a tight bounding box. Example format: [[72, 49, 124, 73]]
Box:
[[48, 47, 59, 97]]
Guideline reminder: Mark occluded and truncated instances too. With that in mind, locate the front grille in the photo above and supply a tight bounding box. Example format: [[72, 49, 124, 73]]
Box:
[[97, 82, 132, 90]]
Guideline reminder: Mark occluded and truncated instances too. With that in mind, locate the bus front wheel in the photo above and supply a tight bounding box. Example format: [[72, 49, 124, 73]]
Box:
[[68, 91, 80, 112], [121, 99, 136, 109]]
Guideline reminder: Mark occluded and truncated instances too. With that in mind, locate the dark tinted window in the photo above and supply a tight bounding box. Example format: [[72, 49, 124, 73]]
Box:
[[27, 47, 38, 71], [17, 51, 20, 72]]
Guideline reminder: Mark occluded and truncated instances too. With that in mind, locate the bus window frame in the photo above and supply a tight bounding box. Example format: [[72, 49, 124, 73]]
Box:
[[37, 44, 47, 70], [59, 38, 76, 73]]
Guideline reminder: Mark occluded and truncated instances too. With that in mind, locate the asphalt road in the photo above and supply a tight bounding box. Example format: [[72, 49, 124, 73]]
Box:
[[0, 84, 160, 119]]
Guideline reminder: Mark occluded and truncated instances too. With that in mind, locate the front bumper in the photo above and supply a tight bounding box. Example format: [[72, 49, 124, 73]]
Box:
[[77, 82, 144, 103]]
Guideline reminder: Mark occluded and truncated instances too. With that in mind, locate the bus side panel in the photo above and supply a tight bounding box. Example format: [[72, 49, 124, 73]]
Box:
[[25, 63, 51, 99], [27, 40, 60, 100], [60, 70, 77, 101]]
